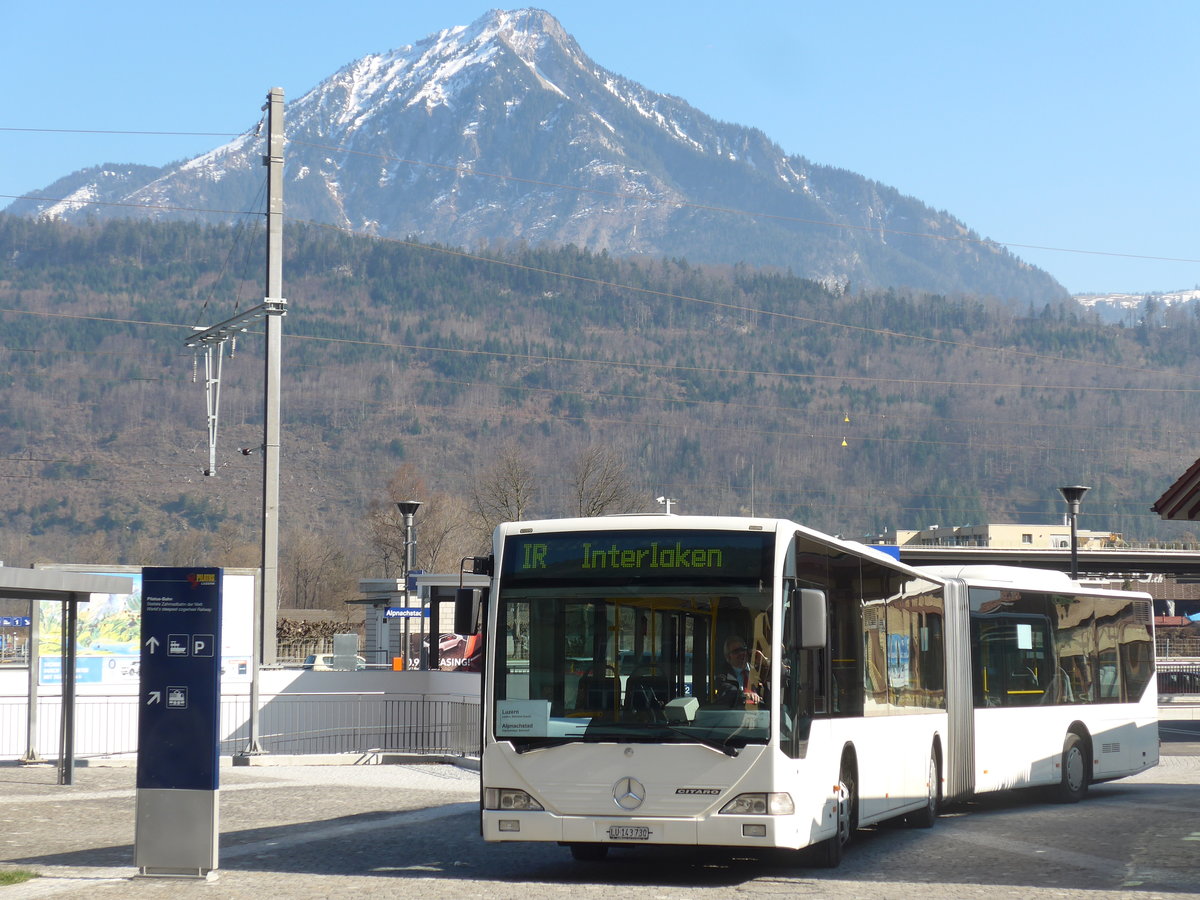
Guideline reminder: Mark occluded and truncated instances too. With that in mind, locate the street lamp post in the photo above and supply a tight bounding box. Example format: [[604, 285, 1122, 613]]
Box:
[[397, 500, 421, 577], [396, 501, 421, 667], [1058, 485, 1090, 579]]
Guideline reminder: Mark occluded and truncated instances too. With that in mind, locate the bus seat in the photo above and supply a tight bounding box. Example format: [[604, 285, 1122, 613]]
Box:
[[575, 670, 620, 714]]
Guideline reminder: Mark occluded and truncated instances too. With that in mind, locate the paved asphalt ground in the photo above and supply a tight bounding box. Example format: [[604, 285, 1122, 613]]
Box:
[[2, 724, 1198, 899]]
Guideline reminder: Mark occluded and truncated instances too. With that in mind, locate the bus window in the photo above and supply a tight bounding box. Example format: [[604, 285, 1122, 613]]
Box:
[[1121, 634, 1154, 702], [862, 559, 913, 712], [969, 588, 1156, 710], [883, 576, 945, 710], [1051, 594, 1095, 704], [823, 550, 859, 716], [1096, 614, 1122, 702], [970, 589, 1050, 707]]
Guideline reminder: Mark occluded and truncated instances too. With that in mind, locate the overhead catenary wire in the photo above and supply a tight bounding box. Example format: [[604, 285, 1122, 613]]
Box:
[[4, 122, 1200, 265], [3, 126, 1199, 533], [3, 122, 1197, 381], [0, 464, 1179, 526], [285, 138, 1200, 266], [0, 360, 1193, 465], [3, 303, 1200, 398], [4, 190, 1189, 381], [4, 351, 1200, 461]]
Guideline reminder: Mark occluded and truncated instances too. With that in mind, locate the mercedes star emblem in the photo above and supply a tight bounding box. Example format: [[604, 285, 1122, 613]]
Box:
[[613, 776, 646, 810]]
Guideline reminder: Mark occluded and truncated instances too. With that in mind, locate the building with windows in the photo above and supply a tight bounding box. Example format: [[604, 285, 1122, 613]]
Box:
[[881, 523, 1121, 550]]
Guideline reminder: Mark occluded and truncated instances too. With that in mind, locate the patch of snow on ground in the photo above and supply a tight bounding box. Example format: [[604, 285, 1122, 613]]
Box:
[[591, 112, 616, 133], [41, 185, 98, 220]]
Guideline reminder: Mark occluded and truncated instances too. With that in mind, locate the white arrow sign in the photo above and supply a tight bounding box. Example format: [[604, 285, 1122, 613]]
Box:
[[147, 691, 161, 706], [145, 636, 159, 654]]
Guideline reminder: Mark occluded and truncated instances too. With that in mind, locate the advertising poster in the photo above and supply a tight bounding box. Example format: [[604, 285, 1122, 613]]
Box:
[[36, 567, 254, 685], [1, 616, 33, 664], [406, 631, 482, 671]]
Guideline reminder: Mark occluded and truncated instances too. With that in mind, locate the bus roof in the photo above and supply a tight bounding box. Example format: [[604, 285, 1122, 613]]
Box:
[[493, 514, 935, 578], [916, 564, 1152, 599]]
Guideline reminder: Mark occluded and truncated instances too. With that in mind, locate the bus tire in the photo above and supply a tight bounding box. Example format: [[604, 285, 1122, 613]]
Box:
[[569, 843, 609, 861], [812, 761, 855, 868], [904, 747, 941, 828], [1053, 732, 1089, 803]]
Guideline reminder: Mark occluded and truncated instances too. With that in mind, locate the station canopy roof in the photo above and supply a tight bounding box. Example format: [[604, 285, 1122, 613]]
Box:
[[0, 566, 134, 602]]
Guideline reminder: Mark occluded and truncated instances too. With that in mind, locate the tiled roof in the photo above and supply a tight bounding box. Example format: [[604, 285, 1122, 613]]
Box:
[[1152, 456, 1200, 521]]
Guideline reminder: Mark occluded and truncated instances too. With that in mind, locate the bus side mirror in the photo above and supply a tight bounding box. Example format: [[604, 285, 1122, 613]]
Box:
[[454, 587, 480, 635], [799, 588, 827, 649]]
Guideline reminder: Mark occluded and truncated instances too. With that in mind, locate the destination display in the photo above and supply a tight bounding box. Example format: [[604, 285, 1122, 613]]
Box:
[[501, 529, 773, 587]]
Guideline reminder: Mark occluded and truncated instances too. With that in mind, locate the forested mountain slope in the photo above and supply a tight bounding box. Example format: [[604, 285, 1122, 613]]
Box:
[[2, 216, 1196, 574]]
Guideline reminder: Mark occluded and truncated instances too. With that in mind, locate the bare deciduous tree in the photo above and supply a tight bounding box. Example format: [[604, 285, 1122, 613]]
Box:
[[416, 492, 474, 572], [367, 463, 473, 576], [471, 447, 538, 547], [279, 528, 361, 611], [571, 445, 641, 517]]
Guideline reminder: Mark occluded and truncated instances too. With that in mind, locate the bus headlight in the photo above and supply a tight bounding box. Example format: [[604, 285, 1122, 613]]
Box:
[[719, 792, 794, 815], [484, 787, 545, 811]]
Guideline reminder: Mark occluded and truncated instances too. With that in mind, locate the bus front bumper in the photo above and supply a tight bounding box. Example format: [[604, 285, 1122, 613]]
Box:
[[482, 810, 805, 849]]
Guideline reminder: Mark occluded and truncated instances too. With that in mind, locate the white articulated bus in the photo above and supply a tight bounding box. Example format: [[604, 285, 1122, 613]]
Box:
[[460, 515, 1158, 865]]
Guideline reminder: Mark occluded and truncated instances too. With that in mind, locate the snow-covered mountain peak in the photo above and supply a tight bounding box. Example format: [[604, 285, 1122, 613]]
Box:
[[290, 8, 582, 128], [488, 7, 576, 55], [4, 7, 1069, 303]]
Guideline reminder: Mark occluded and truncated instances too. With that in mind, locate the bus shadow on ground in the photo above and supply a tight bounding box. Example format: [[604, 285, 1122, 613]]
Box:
[[6, 781, 1192, 893], [4, 804, 838, 890]]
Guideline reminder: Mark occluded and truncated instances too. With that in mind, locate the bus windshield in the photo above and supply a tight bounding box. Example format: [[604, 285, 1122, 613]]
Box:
[[492, 529, 775, 753]]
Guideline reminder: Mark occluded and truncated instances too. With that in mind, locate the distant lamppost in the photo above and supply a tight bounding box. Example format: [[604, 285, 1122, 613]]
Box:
[[396, 500, 422, 579], [656, 496, 678, 514], [1058, 485, 1090, 579], [395, 500, 421, 669]]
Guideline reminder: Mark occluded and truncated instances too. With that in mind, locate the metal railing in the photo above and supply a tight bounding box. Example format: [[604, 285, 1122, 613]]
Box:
[[0, 693, 480, 761], [219, 694, 480, 756], [276, 640, 335, 665], [1157, 633, 1200, 658], [1158, 659, 1200, 696]]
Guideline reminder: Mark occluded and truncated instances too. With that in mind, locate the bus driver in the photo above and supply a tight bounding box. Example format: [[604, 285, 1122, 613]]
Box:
[[718, 635, 768, 706]]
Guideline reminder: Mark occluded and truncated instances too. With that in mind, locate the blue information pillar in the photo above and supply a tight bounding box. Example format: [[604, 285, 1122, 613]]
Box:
[[135, 566, 222, 878]]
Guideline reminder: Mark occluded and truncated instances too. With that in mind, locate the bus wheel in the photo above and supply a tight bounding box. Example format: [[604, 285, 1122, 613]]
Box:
[[812, 764, 855, 868], [1053, 732, 1089, 803], [569, 843, 609, 861], [905, 749, 940, 828]]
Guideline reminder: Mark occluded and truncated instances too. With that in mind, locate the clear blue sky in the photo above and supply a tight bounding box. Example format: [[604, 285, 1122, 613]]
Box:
[[3, 1, 1196, 295]]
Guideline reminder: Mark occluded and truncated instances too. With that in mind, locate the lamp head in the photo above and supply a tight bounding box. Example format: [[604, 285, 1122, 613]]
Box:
[[1058, 485, 1090, 506], [396, 500, 422, 517]]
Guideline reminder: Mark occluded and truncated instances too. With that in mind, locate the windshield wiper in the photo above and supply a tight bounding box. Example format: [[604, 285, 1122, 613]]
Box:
[[663, 725, 740, 756], [511, 726, 741, 758], [586, 723, 741, 757], [512, 737, 576, 754]]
